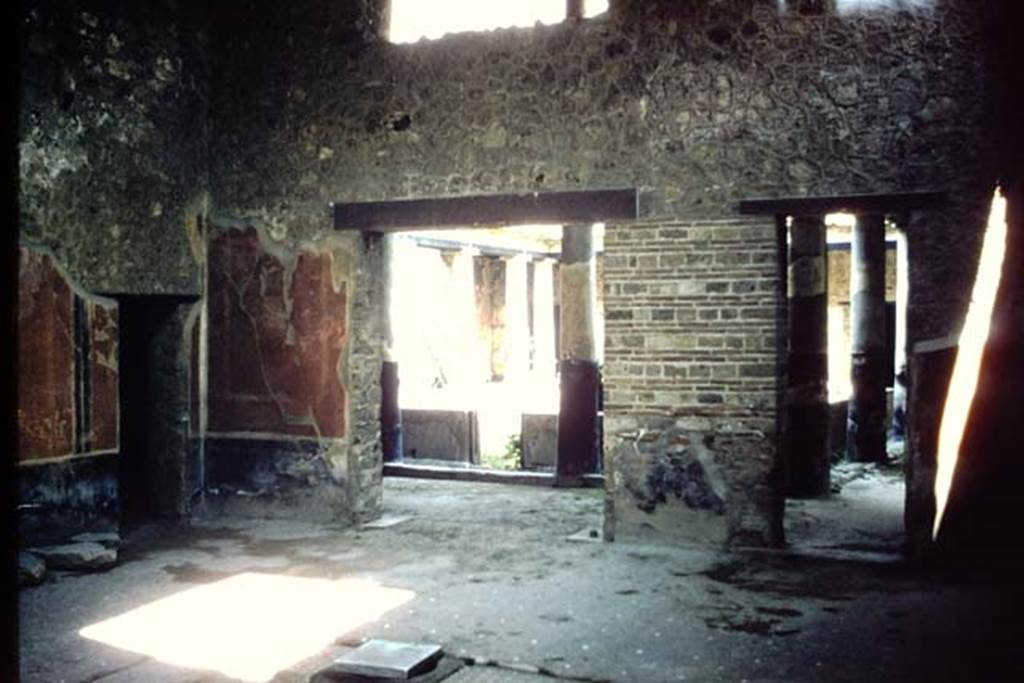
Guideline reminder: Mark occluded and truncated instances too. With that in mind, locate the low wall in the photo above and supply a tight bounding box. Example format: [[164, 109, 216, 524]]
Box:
[[401, 409, 480, 464]]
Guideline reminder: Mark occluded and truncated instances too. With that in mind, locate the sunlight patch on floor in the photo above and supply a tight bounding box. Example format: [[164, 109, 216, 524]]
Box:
[[79, 573, 414, 682]]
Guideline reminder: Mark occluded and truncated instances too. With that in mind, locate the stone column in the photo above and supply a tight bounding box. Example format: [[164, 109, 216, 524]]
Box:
[[847, 214, 888, 463], [891, 228, 909, 441], [380, 234, 402, 463], [557, 224, 600, 486], [567, 0, 584, 22], [504, 254, 531, 384], [785, 215, 830, 496], [447, 247, 478, 391], [532, 258, 557, 378]]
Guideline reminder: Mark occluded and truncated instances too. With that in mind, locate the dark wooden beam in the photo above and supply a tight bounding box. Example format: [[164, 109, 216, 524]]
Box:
[[332, 189, 638, 232], [738, 191, 948, 216]]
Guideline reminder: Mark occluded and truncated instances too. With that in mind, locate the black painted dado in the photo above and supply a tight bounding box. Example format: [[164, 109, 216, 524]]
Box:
[[204, 436, 335, 494], [380, 361, 403, 463], [556, 358, 601, 486], [18, 452, 119, 546]]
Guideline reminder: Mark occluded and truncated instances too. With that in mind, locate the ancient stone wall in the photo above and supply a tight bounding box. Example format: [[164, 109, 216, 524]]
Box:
[[17, 0, 1011, 542], [19, 0, 210, 294], [204, 0, 999, 544], [603, 217, 783, 545], [210, 0, 993, 339]]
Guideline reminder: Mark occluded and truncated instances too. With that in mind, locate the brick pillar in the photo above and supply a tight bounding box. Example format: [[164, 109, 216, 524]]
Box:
[[785, 215, 830, 496], [847, 214, 888, 463], [380, 234, 402, 462], [557, 224, 600, 486]]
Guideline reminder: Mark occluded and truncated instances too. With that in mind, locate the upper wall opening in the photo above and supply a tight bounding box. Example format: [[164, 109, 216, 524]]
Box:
[[388, 0, 609, 44]]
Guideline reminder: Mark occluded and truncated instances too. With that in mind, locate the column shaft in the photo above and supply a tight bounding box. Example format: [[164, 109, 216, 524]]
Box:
[[504, 254, 531, 382], [847, 214, 888, 463], [532, 258, 557, 377], [891, 229, 909, 440], [557, 224, 600, 485], [786, 215, 830, 496], [380, 234, 402, 462]]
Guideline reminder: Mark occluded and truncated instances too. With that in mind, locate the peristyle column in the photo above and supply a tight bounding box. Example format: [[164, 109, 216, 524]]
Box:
[[785, 215, 830, 496], [504, 254, 531, 383], [557, 224, 600, 486], [847, 214, 888, 463], [380, 234, 403, 462]]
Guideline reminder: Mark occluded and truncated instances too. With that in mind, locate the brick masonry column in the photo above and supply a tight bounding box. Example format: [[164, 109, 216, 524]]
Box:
[[785, 215, 830, 496], [847, 214, 888, 463], [557, 224, 600, 485], [380, 234, 402, 463]]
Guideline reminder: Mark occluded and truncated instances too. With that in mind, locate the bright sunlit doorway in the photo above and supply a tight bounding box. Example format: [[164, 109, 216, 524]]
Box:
[[387, 225, 605, 474]]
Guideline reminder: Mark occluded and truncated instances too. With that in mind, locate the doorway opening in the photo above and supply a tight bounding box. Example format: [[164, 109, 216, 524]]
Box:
[[386, 226, 605, 478], [116, 295, 200, 529], [785, 213, 908, 557]]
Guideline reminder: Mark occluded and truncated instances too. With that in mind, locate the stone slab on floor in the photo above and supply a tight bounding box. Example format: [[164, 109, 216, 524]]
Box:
[[314, 654, 462, 683], [326, 640, 443, 680], [71, 531, 122, 548], [444, 665, 550, 682], [566, 528, 601, 543], [30, 541, 117, 570], [361, 514, 414, 530], [18, 552, 46, 586]]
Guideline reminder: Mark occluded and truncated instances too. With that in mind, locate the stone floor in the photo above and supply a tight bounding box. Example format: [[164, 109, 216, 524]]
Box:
[[18, 477, 1024, 682]]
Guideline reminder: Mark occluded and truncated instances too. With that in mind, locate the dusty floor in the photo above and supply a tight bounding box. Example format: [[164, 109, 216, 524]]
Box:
[[19, 477, 1024, 682]]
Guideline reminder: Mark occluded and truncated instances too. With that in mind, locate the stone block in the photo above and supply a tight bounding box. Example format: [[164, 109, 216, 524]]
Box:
[[401, 409, 480, 463], [71, 531, 121, 548], [521, 413, 557, 469], [327, 640, 442, 680], [19, 552, 46, 586], [31, 542, 117, 571]]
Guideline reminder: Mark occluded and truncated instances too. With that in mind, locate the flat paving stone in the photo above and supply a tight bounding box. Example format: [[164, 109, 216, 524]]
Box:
[[361, 515, 414, 530], [31, 542, 117, 571], [71, 532, 122, 548], [444, 665, 549, 682], [18, 552, 47, 586], [566, 528, 602, 543], [328, 640, 443, 680]]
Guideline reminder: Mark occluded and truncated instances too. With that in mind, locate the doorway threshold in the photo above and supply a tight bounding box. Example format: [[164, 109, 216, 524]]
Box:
[[383, 462, 603, 488]]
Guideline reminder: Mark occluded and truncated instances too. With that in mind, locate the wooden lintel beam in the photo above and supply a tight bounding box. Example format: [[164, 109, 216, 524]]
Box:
[[332, 189, 638, 232], [738, 191, 948, 217]]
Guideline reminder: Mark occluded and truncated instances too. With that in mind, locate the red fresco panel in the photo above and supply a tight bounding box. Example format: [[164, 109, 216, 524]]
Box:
[[17, 247, 75, 461], [207, 228, 347, 438]]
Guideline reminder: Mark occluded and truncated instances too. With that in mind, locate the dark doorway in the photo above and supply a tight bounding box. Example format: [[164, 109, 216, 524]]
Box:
[[116, 295, 199, 528]]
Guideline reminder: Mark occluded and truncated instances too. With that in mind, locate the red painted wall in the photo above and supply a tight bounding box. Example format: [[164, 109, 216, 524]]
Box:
[[17, 246, 119, 462], [207, 228, 348, 438]]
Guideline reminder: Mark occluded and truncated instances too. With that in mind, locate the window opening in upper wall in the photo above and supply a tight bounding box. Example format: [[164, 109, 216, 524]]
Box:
[[388, 0, 609, 44]]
